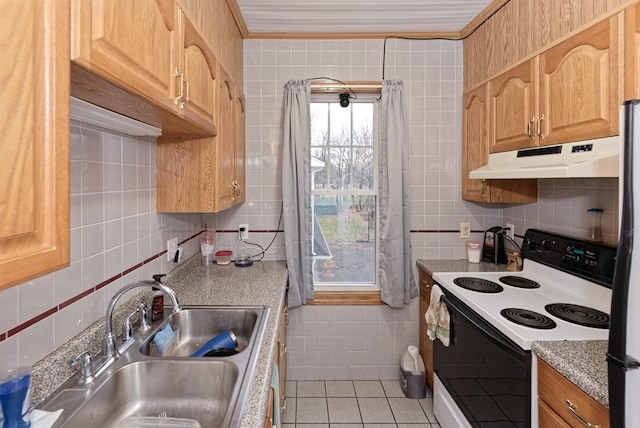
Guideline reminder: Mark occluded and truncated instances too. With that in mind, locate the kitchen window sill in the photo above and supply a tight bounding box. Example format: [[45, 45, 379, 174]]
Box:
[[308, 291, 383, 305]]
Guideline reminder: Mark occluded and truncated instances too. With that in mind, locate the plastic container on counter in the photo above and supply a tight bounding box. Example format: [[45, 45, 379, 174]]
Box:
[[466, 240, 482, 263]]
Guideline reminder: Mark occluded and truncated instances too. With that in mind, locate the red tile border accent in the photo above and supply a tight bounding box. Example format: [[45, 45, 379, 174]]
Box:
[[0, 233, 201, 343], [7, 307, 57, 338]]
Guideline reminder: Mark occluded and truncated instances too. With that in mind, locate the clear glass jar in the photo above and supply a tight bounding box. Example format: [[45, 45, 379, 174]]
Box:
[[587, 208, 603, 242]]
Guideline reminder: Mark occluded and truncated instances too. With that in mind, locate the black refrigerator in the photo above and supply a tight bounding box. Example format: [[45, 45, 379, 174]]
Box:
[[608, 99, 640, 426]]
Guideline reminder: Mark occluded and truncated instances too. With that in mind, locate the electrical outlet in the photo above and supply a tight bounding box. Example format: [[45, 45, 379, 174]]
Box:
[[239, 224, 249, 240], [506, 223, 515, 240], [167, 237, 178, 262], [460, 222, 471, 239]]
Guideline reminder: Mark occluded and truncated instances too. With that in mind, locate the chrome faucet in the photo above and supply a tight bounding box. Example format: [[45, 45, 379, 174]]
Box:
[[104, 280, 181, 360]]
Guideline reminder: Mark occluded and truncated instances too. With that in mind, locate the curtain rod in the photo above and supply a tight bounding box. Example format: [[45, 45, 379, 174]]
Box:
[[310, 83, 382, 89]]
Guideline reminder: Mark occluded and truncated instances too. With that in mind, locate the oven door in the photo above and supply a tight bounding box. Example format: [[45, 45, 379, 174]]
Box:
[[434, 289, 531, 428]]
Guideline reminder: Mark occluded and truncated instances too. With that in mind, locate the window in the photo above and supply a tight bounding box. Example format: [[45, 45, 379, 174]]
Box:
[[310, 93, 380, 291]]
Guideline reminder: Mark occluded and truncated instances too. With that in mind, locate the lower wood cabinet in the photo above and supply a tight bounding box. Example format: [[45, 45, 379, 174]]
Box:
[[264, 387, 274, 428], [418, 267, 434, 391], [537, 359, 609, 428], [276, 302, 288, 412]]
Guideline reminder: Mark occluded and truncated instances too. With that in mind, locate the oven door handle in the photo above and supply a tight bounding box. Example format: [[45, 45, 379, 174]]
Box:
[[442, 294, 528, 359]]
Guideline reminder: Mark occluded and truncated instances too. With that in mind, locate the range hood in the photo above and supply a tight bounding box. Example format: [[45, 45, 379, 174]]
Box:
[[469, 136, 620, 179], [70, 97, 162, 137]]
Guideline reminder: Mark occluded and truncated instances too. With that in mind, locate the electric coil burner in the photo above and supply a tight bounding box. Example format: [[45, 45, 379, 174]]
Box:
[[453, 277, 503, 293], [499, 275, 540, 289], [500, 308, 557, 329], [545, 303, 610, 329]]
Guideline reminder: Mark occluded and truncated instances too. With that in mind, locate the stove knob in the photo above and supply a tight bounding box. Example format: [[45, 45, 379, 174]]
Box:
[[526, 239, 538, 251], [542, 239, 555, 251]]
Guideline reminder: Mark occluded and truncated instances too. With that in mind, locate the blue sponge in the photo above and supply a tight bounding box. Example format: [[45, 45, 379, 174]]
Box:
[[153, 324, 175, 355]]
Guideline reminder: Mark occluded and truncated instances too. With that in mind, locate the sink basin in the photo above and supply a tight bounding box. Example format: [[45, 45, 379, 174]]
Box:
[[140, 306, 263, 357], [59, 360, 238, 427], [37, 305, 270, 427]]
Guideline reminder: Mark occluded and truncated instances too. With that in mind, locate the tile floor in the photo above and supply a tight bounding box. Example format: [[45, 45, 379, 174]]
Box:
[[281, 380, 440, 427]]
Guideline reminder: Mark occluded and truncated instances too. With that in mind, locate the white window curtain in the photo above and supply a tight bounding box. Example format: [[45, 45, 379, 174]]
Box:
[[282, 80, 314, 308], [379, 80, 417, 308]]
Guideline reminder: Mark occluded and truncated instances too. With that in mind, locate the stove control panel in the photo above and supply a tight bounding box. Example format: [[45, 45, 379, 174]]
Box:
[[523, 229, 617, 287]]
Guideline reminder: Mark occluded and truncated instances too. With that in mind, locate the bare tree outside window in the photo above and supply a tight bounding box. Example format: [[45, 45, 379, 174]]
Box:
[[311, 101, 378, 287]]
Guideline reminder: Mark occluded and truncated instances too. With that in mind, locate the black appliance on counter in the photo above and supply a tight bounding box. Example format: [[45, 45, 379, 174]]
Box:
[[432, 229, 616, 427], [482, 226, 506, 264]]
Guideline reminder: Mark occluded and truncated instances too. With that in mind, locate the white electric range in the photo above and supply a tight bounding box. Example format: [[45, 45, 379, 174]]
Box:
[[430, 229, 617, 428]]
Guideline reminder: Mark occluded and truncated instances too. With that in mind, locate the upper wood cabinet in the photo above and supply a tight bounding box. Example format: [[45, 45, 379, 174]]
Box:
[[211, 66, 246, 212], [155, 66, 246, 213], [463, 85, 491, 202], [488, 16, 621, 153], [625, 2, 640, 99], [0, 0, 70, 290], [71, 0, 179, 111], [463, 85, 537, 203], [179, 17, 218, 130], [70, 0, 216, 135], [489, 60, 537, 153], [539, 16, 621, 146]]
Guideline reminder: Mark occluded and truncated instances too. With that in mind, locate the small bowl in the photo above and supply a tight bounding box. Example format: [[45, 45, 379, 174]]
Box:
[[215, 250, 233, 265]]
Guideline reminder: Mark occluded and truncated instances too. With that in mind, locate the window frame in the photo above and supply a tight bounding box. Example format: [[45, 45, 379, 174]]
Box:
[[309, 85, 382, 297]]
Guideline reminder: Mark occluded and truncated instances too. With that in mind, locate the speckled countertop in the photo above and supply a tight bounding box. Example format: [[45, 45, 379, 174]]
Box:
[[31, 256, 288, 428], [532, 340, 609, 408], [416, 259, 509, 275], [416, 259, 608, 408]]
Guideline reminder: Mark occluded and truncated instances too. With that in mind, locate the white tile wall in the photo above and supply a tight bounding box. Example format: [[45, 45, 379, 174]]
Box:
[[232, 38, 620, 381], [503, 178, 619, 246], [0, 121, 201, 372], [238, 38, 485, 381]]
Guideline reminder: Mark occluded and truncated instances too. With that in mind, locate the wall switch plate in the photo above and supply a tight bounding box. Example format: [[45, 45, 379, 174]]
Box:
[[239, 224, 249, 240], [167, 237, 178, 262], [460, 222, 471, 239], [505, 223, 515, 240]]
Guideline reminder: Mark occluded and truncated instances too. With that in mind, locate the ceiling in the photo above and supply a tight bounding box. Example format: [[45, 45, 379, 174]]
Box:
[[234, 0, 497, 36]]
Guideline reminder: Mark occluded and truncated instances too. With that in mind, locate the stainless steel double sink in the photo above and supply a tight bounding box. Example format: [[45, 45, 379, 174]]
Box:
[[37, 305, 269, 427]]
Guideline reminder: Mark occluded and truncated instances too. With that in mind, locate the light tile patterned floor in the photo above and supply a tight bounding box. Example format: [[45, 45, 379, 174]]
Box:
[[281, 380, 441, 428]]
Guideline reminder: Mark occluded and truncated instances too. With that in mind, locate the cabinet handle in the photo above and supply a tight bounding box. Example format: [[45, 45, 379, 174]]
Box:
[[174, 68, 184, 106], [185, 79, 190, 103], [527, 116, 535, 140], [537, 113, 545, 140], [422, 280, 431, 289], [481, 179, 486, 196], [232, 180, 240, 199], [281, 397, 287, 411], [566, 399, 600, 428]]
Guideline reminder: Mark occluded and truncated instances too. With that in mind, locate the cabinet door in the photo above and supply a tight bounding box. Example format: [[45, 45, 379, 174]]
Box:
[[0, 0, 70, 290], [462, 85, 490, 202], [181, 16, 217, 131], [625, 3, 640, 99], [215, 69, 238, 211], [489, 59, 537, 153], [278, 305, 288, 411], [539, 16, 621, 145], [71, 0, 179, 111], [418, 269, 434, 391]]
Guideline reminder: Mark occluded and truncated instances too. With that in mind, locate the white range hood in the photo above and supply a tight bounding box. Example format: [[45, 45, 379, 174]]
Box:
[[469, 136, 620, 179]]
